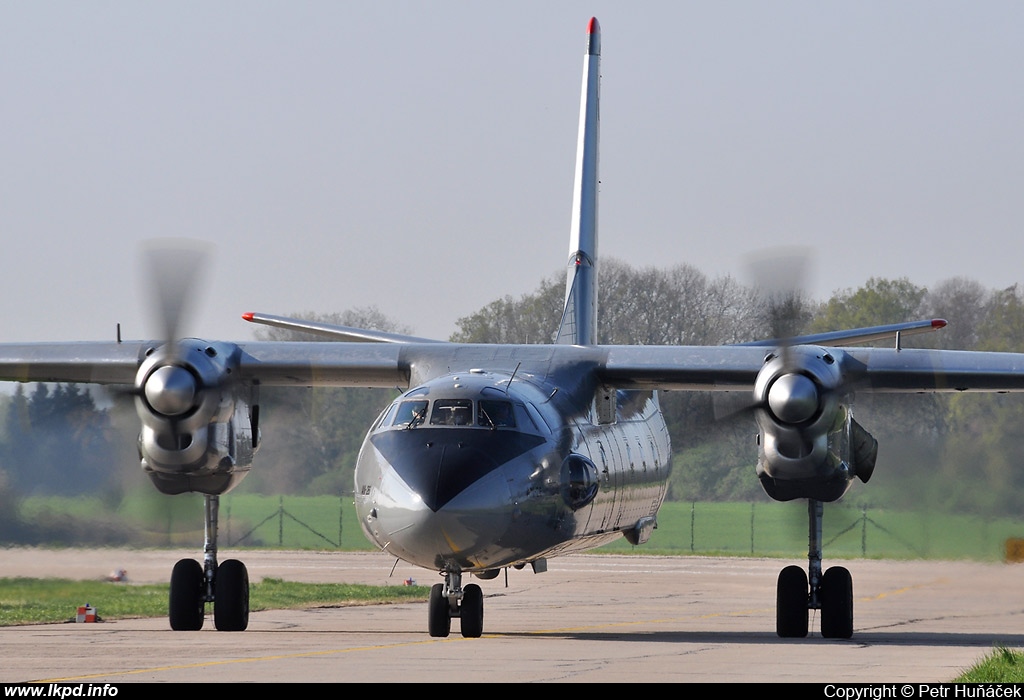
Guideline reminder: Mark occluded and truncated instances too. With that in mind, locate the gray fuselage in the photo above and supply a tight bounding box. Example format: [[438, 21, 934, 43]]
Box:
[[354, 366, 671, 574]]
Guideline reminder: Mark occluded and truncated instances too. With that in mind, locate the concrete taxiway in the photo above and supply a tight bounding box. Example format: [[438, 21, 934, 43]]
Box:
[[1, 548, 1022, 683]]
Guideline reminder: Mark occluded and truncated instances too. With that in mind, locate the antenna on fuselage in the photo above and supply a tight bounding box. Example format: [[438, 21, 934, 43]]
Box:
[[506, 362, 522, 395]]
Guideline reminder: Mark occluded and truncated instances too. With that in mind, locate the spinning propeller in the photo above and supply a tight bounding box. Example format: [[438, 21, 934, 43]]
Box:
[[142, 237, 211, 351], [712, 247, 823, 426], [137, 239, 211, 419], [130, 239, 238, 471]]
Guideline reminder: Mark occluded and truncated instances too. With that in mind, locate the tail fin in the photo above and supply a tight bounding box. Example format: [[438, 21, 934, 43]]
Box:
[[555, 17, 601, 346]]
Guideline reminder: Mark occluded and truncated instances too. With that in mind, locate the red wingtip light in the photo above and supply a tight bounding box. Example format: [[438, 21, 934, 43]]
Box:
[[242, 312, 254, 322], [932, 319, 948, 330], [588, 17, 600, 34]]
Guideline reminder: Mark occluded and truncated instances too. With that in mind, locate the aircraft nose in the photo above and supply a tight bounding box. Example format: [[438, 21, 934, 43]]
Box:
[[369, 428, 545, 512], [363, 428, 546, 568], [368, 457, 518, 570]]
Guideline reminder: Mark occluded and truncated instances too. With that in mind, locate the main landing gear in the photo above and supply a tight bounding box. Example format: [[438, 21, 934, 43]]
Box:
[[168, 494, 250, 632], [776, 499, 853, 639], [428, 568, 484, 638]]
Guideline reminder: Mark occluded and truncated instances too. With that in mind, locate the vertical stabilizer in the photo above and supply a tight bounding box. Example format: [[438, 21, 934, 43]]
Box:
[[556, 17, 601, 346]]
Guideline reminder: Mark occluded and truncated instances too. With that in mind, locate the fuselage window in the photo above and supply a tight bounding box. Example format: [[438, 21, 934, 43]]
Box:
[[393, 400, 428, 428], [430, 399, 474, 426], [478, 400, 515, 428]]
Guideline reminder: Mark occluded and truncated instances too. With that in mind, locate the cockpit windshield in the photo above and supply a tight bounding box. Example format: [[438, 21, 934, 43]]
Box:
[[478, 400, 515, 428], [394, 400, 428, 428], [384, 397, 519, 430], [430, 399, 474, 426]]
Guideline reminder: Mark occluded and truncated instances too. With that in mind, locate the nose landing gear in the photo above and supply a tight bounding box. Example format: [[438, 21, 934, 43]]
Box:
[[428, 569, 484, 638]]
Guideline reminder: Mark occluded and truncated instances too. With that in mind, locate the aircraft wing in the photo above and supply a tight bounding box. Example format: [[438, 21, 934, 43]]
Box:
[[0, 340, 412, 390], [4, 341, 1024, 395], [0, 340, 581, 391], [235, 341, 409, 388], [838, 346, 1024, 392], [597, 345, 767, 390], [596, 344, 1024, 393], [0, 342, 145, 385]]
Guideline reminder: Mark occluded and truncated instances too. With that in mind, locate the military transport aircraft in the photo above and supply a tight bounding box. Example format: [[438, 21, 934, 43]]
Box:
[[2, 17, 1024, 640]]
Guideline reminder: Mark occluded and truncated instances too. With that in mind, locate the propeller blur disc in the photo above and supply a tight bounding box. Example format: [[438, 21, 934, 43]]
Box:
[[142, 238, 211, 343]]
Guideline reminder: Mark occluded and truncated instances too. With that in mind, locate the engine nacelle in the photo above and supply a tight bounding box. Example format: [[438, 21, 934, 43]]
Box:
[[134, 339, 259, 495], [752, 345, 877, 502]]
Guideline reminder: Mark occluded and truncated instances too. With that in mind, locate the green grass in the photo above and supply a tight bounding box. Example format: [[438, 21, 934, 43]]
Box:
[[955, 647, 1024, 682], [0, 576, 429, 627], [598, 500, 1024, 561], [20, 494, 1024, 561]]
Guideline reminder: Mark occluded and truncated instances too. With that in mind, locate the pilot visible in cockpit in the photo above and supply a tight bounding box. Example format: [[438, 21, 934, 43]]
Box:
[[451, 405, 471, 425]]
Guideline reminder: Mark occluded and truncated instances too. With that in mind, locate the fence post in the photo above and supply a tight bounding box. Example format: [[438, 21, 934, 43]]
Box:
[[690, 502, 695, 552], [861, 504, 867, 557], [279, 495, 284, 546], [339, 496, 344, 548], [750, 502, 755, 555]]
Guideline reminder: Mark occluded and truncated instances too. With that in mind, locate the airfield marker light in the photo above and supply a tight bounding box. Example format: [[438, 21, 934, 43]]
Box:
[[76, 604, 96, 623]]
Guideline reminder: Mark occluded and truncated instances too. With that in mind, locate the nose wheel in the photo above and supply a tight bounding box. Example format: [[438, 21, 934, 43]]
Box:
[[776, 499, 853, 639], [428, 570, 484, 638]]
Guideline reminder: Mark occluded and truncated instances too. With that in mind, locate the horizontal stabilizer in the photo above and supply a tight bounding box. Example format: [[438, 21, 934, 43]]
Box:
[[736, 319, 947, 349], [242, 312, 443, 344]]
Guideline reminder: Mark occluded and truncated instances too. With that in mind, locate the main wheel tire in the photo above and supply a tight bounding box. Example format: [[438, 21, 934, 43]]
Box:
[[169, 558, 204, 631], [428, 583, 451, 638], [776, 565, 809, 638], [214, 559, 249, 632], [460, 583, 484, 638], [820, 566, 854, 639]]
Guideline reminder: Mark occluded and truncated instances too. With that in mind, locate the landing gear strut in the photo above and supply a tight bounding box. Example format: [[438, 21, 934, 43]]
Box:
[[776, 499, 853, 639], [168, 494, 250, 631], [428, 568, 484, 638]]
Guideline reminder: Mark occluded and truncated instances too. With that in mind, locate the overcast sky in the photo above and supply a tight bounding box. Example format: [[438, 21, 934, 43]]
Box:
[[3, 2, 1022, 343]]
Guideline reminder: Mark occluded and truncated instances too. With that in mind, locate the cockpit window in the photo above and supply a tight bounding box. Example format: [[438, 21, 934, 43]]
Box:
[[372, 403, 398, 431], [394, 400, 428, 428], [430, 399, 474, 426], [478, 400, 515, 428]]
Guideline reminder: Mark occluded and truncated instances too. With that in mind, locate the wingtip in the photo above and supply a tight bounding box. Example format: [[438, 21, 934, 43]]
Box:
[[587, 17, 600, 34], [242, 312, 254, 322], [932, 319, 948, 330]]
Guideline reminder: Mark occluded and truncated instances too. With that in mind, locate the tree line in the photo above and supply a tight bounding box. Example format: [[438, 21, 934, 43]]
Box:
[[2, 262, 1024, 519]]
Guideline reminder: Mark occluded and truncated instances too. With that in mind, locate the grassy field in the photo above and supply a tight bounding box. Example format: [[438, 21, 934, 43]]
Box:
[[955, 647, 1024, 682], [0, 577, 429, 627], [18, 493, 1024, 560], [599, 500, 1024, 561], [19, 493, 1022, 561]]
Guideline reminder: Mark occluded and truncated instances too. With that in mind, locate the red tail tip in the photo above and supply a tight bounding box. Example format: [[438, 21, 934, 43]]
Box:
[[242, 312, 254, 322]]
